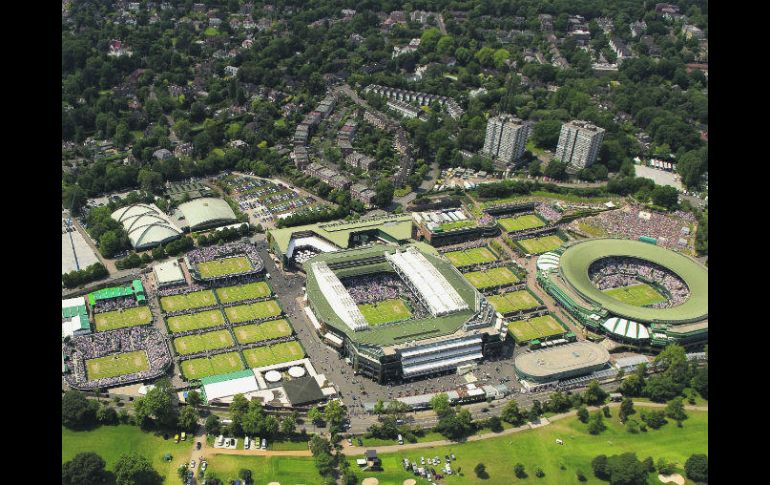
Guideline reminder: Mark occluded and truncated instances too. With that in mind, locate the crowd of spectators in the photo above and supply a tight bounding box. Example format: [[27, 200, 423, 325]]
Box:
[[91, 295, 138, 314], [535, 203, 561, 223], [341, 273, 429, 318], [292, 247, 321, 265], [589, 257, 690, 308], [186, 242, 264, 273], [63, 326, 171, 390], [583, 206, 696, 248]]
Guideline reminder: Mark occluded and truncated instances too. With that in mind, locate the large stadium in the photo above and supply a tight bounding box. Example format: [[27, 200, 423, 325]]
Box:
[[302, 244, 506, 383], [537, 239, 708, 347]]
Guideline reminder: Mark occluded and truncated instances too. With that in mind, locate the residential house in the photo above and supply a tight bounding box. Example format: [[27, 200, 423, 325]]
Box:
[[630, 20, 647, 38]]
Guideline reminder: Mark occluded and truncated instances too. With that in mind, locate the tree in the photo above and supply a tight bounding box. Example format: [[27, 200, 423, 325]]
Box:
[[186, 390, 202, 408], [534, 467, 545, 477], [178, 406, 199, 433], [591, 455, 609, 480], [665, 397, 688, 421], [436, 408, 475, 441], [373, 399, 385, 415], [605, 453, 648, 485], [602, 406, 611, 418], [514, 463, 527, 478], [62, 391, 98, 429], [641, 409, 667, 429], [619, 373, 645, 397], [239, 469, 253, 484], [485, 415, 503, 432], [263, 414, 280, 438], [544, 160, 568, 181], [62, 452, 108, 485], [374, 179, 394, 208], [587, 412, 606, 435], [501, 400, 525, 426], [651, 185, 679, 210], [583, 380, 608, 406], [134, 379, 178, 429], [577, 405, 589, 423], [138, 168, 163, 193], [205, 414, 221, 435], [528, 159, 542, 177], [324, 400, 345, 429], [657, 457, 677, 475], [532, 120, 562, 149], [97, 405, 118, 425], [281, 415, 296, 436], [684, 454, 708, 482], [430, 393, 451, 418], [308, 406, 324, 425], [475, 463, 488, 478], [619, 398, 635, 422], [113, 453, 163, 485]]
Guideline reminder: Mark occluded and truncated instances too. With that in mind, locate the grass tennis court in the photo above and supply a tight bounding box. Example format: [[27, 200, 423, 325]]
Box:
[[216, 281, 272, 304], [603, 283, 668, 307], [94, 306, 153, 332], [518, 235, 565, 254], [159, 290, 216, 313], [234, 319, 293, 344], [173, 330, 234, 355], [508, 314, 566, 342], [243, 341, 304, 368], [463, 266, 519, 289], [487, 290, 540, 314], [358, 298, 412, 326], [196, 256, 253, 278], [444, 247, 498, 267], [498, 214, 545, 232], [225, 300, 282, 324], [86, 351, 149, 380], [181, 352, 244, 380], [166, 309, 225, 333]]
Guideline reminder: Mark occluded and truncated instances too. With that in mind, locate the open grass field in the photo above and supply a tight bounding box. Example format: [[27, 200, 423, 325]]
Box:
[[242, 341, 304, 368], [518, 235, 565, 254], [234, 319, 293, 344], [216, 281, 272, 304], [463, 267, 519, 289], [498, 214, 546, 232], [603, 283, 668, 307], [159, 290, 216, 313], [349, 411, 708, 485], [166, 309, 225, 333], [225, 300, 282, 323], [488, 290, 540, 314], [86, 351, 149, 380], [94, 306, 152, 332], [205, 454, 320, 485], [445, 247, 498, 267], [196, 256, 253, 278], [62, 425, 189, 485], [173, 330, 234, 356], [180, 352, 244, 380], [358, 298, 412, 326], [509, 314, 566, 342]]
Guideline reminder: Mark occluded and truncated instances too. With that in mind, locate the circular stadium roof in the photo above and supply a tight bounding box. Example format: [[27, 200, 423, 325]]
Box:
[[264, 370, 282, 383], [288, 366, 306, 378], [536, 252, 561, 271], [559, 239, 708, 324], [178, 197, 237, 231]]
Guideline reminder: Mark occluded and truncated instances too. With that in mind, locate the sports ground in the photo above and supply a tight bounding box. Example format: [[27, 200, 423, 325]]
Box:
[[508, 314, 566, 342], [234, 319, 293, 344], [94, 306, 153, 332], [487, 290, 540, 314], [159, 290, 216, 313], [603, 283, 668, 307], [216, 281, 272, 304], [444, 247, 498, 267], [498, 214, 545, 233], [166, 309, 225, 333], [181, 352, 244, 380], [225, 299, 282, 323], [242, 341, 304, 368], [518, 235, 565, 254], [173, 330, 234, 355], [85, 350, 149, 380], [463, 266, 519, 289], [358, 298, 412, 325], [196, 256, 253, 278]]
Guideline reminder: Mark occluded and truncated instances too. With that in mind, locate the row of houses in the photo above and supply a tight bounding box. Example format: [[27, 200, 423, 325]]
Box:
[[363, 85, 464, 120]]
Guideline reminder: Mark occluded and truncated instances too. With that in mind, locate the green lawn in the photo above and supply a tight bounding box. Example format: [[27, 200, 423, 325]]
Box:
[[445, 247, 498, 267], [234, 319, 293, 344], [603, 283, 668, 307], [518, 235, 565, 255], [225, 300, 282, 323], [242, 341, 304, 368], [196, 256, 253, 278], [62, 425, 189, 485], [180, 352, 244, 380], [173, 330, 234, 355], [216, 281, 272, 304], [463, 267, 519, 289], [498, 214, 546, 233], [438, 220, 477, 232], [487, 290, 540, 314], [160, 290, 217, 313], [94, 306, 153, 332], [166, 309, 225, 333], [86, 351, 149, 380], [358, 298, 412, 326], [204, 454, 320, 484], [508, 315, 566, 342], [350, 411, 708, 485]]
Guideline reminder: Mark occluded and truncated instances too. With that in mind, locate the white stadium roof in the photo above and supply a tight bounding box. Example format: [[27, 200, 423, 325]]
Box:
[[177, 197, 237, 231], [111, 204, 182, 250], [536, 252, 561, 271], [287, 236, 339, 259], [602, 317, 650, 340], [312, 261, 369, 331], [153, 259, 185, 285]]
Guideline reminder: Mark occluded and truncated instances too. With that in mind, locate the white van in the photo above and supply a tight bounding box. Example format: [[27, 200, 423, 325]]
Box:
[[397, 434, 404, 445], [244, 437, 251, 449], [261, 438, 267, 450], [216, 435, 224, 446]]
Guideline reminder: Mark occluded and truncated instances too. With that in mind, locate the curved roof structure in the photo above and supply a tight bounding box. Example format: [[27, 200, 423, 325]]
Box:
[[602, 317, 650, 340], [514, 341, 610, 382], [537, 252, 561, 271], [559, 239, 708, 324], [111, 204, 182, 249], [178, 197, 237, 231]]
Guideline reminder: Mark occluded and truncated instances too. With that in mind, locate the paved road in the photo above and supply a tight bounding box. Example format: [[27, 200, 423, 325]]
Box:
[[394, 161, 440, 207]]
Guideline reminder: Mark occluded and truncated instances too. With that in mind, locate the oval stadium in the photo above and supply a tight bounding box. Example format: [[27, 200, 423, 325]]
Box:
[[536, 239, 708, 347]]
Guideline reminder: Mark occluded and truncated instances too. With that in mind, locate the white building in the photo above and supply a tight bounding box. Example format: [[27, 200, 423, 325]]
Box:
[[555, 120, 605, 169], [153, 259, 186, 288], [482, 115, 529, 164]]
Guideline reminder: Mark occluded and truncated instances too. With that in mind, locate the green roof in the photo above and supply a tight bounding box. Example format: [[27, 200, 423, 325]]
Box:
[[268, 214, 413, 256], [559, 239, 708, 324], [132, 279, 144, 294], [199, 368, 255, 385]]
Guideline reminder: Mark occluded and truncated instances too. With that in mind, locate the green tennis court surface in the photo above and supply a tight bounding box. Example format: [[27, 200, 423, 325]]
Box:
[[498, 214, 545, 232], [508, 314, 565, 342], [216, 281, 272, 304], [94, 306, 152, 332], [358, 299, 412, 326], [225, 300, 282, 324], [464, 267, 519, 289], [487, 290, 540, 314], [160, 290, 216, 313], [243, 341, 304, 368], [518, 235, 564, 254], [234, 319, 293, 344], [86, 351, 149, 380], [173, 330, 234, 355], [166, 309, 225, 333], [197, 256, 253, 278], [444, 247, 498, 267], [181, 352, 244, 380], [603, 283, 668, 307]]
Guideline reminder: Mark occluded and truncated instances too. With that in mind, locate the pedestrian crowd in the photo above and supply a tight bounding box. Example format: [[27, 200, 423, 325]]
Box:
[[535, 203, 561, 223], [92, 295, 138, 314], [585, 206, 696, 248]]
